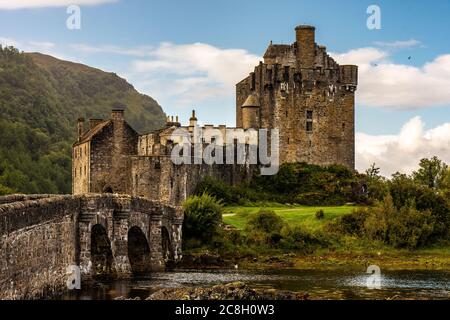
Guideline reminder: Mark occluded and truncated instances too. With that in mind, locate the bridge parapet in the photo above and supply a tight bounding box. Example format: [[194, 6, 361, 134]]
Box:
[[0, 193, 183, 300]]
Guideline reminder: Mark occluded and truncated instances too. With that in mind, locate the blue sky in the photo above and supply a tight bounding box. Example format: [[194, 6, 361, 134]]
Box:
[[1, 0, 450, 175]]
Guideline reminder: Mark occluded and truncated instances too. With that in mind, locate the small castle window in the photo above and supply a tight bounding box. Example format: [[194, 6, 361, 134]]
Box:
[[286, 110, 288, 117], [284, 66, 289, 82], [306, 110, 313, 132], [251, 72, 256, 90], [342, 123, 346, 131], [79, 167, 82, 176]]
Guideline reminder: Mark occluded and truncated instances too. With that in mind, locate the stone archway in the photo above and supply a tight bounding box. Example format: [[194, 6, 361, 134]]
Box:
[[161, 226, 172, 262], [104, 187, 113, 193], [127, 226, 151, 276], [91, 224, 115, 279]]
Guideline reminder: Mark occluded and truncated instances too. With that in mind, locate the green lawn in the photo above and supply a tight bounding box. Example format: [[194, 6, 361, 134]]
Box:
[[223, 205, 359, 231]]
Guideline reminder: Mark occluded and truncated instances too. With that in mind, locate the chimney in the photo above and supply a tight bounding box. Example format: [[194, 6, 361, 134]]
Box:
[[77, 118, 85, 141], [295, 25, 316, 69], [111, 108, 125, 122], [89, 119, 103, 130]]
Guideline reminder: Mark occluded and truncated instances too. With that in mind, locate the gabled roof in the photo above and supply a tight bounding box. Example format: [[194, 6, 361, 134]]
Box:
[[263, 44, 291, 59], [73, 120, 112, 146]]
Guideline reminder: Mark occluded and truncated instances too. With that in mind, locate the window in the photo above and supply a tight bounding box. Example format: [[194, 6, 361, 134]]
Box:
[[251, 72, 256, 90], [306, 110, 313, 132], [284, 66, 289, 82]]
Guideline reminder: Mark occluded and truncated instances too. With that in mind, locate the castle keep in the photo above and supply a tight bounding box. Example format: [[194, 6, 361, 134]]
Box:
[[237, 25, 357, 168], [72, 25, 357, 205]]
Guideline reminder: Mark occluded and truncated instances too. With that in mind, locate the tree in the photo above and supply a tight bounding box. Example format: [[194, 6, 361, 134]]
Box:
[[365, 163, 381, 179], [412, 156, 448, 189]]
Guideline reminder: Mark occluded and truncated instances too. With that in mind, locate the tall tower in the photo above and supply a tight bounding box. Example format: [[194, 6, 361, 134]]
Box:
[[236, 25, 357, 169]]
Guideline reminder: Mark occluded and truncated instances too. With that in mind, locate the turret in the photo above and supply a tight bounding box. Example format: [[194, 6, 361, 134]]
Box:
[[241, 93, 260, 129], [340, 65, 358, 87], [189, 110, 198, 127]]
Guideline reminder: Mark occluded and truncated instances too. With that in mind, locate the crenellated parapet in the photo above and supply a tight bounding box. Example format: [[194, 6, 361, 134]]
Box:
[[236, 24, 357, 169]]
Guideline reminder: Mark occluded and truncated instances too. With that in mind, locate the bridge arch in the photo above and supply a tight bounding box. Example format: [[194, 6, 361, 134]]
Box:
[[127, 226, 152, 275], [91, 224, 115, 279]]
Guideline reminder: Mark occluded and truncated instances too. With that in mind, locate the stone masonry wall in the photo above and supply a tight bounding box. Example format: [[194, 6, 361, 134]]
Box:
[[0, 194, 183, 300], [0, 196, 80, 299], [130, 155, 256, 205]]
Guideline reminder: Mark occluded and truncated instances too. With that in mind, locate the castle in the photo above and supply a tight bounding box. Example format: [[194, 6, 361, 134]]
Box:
[[72, 25, 357, 205]]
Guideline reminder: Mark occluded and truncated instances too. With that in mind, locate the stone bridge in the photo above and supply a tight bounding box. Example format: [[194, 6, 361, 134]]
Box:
[[0, 194, 183, 299]]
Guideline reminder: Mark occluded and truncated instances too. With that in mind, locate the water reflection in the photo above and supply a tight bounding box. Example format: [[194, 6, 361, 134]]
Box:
[[64, 269, 450, 300]]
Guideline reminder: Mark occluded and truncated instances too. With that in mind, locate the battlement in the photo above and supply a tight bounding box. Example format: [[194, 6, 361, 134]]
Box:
[[236, 24, 357, 169]]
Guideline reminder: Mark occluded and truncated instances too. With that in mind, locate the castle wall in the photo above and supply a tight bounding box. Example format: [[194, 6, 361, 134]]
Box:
[[89, 120, 138, 194], [130, 156, 255, 205]]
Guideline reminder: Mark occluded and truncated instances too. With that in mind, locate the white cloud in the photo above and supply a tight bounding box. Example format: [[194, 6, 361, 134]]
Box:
[[69, 43, 153, 57], [373, 39, 422, 49], [356, 117, 450, 176], [0, 0, 117, 10], [331, 48, 450, 109], [127, 42, 261, 105]]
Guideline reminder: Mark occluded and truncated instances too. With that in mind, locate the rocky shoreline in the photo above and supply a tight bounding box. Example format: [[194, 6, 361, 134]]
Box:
[[116, 282, 308, 300]]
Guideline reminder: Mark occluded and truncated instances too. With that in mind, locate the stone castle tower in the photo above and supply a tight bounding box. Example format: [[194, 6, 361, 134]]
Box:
[[236, 25, 357, 169]]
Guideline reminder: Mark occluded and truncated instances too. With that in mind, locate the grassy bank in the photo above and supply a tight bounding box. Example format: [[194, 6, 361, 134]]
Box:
[[214, 205, 450, 271], [223, 205, 358, 230]]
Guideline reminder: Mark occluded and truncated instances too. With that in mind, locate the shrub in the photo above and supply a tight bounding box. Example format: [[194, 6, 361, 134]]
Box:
[[315, 210, 325, 220], [245, 210, 284, 234], [328, 195, 438, 249], [387, 206, 435, 249], [279, 225, 326, 251], [182, 193, 223, 244], [327, 208, 368, 237], [244, 210, 284, 246]]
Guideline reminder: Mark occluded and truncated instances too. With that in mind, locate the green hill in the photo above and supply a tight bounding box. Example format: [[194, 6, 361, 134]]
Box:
[[0, 46, 166, 195]]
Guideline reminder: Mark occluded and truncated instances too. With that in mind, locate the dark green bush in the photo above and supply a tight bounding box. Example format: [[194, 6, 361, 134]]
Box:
[[279, 225, 327, 251], [387, 206, 435, 249], [182, 193, 223, 244], [328, 195, 438, 249], [315, 210, 325, 220], [244, 210, 284, 246]]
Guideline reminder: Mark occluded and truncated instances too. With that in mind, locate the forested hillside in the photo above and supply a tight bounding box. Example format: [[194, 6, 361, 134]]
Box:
[[0, 46, 166, 195]]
